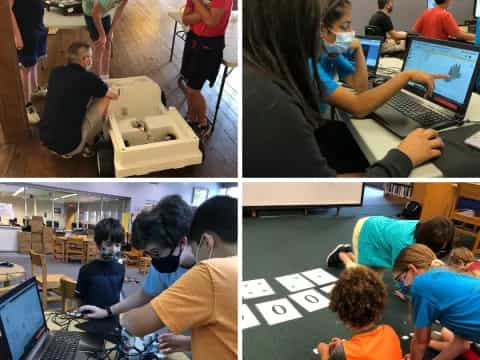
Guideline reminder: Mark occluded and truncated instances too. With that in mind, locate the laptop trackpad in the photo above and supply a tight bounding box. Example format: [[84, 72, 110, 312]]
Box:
[[373, 104, 419, 138]]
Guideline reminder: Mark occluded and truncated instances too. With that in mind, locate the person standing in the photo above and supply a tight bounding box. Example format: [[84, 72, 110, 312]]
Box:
[[82, 0, 128, 78], [9, 0, 48, 124]]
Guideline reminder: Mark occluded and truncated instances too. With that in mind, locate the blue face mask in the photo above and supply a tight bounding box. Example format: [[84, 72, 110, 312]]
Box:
[[398, 281, 411, 296], [324, 31, 355, 55]]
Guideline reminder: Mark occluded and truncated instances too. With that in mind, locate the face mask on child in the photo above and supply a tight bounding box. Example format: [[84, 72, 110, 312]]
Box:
[[324, 31, 355, 55], [398, 280, 411, 296], [100, 242, 121, 262], [151, 247, 182, 273]]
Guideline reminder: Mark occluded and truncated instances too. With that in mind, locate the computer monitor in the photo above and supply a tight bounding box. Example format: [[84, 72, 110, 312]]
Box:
[[403, 38, 480, 114], [427, 0, 436, 8], [0, 278, 47, 360], [345, 36, 383, 73]]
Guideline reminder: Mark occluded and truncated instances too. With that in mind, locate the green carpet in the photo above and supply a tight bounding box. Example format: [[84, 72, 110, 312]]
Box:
[[243, 203, 440, 359]]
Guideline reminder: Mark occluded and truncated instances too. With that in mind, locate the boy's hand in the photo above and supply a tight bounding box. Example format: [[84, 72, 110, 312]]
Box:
[[78, 305, 108, 319], [317, 342, 330, 358], [350, 38, 362, 52], [158, 334, 191, 354]]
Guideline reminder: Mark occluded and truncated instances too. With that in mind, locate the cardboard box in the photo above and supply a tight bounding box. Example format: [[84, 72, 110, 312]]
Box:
[[31, 216, 44, 233], [18, 232, 32, 254], [42, 227, 54, 254], [31, 233, 43, 252]]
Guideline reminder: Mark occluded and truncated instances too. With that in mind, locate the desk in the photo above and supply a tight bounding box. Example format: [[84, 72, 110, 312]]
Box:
[[45, 312, 190, 359], [167, 10, 238, 132], [0, 226, 21, 251], [346, 57, 480, 178], [0, 264, 25, 294]]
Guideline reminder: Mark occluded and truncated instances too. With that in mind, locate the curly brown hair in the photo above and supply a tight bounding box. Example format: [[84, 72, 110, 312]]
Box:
[[329, 266, 387, 328]]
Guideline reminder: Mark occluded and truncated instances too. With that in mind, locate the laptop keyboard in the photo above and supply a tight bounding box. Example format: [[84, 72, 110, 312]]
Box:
[[42, 331, 81, 360], [388, 91, 453, 127]]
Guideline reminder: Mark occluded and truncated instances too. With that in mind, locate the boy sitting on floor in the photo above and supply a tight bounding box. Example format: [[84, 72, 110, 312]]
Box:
[[75, 218, 125, 309], [317, 266, 403, 360]]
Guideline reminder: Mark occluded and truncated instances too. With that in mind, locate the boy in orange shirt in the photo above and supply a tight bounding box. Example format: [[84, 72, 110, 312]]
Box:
[[317, 266, 403, 360], [120, 196, 237, 360]]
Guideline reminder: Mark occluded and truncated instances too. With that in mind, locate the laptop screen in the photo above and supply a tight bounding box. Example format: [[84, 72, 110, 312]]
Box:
[[403, 38, 480, 111], [0, 279, 47, 360], [345, 36, 382, 72]]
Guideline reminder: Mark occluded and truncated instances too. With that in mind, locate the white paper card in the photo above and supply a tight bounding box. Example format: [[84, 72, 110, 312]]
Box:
[[242, 278, 275, 300], [320, 284, 336, 294], [255, 298, 303, 326], [301, 268, 338, 286], [241, 304, 261, 329], [275, 273, 316, 292], [289, 289, 329, 313]]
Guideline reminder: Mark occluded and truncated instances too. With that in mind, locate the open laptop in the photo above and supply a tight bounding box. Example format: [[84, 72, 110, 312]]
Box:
[[0, 278, 90, 360], [345, 35, 383, 78], [372, 37, 480, 138]]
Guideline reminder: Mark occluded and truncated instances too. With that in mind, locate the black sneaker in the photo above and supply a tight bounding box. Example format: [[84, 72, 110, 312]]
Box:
[[342, 244, 353, 253], [197, 123, 212, 139], [326, 244, 345, 268]]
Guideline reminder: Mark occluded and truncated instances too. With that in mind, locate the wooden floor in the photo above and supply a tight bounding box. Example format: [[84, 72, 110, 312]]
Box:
[[0, 0, 238, 177]]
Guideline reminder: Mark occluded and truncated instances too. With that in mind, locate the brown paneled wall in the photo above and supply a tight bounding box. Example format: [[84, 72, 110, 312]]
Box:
[[0, 1, 29, 145]]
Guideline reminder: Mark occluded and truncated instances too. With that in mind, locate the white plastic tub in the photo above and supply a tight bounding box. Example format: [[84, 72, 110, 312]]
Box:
[[104, 76, 202, 177]]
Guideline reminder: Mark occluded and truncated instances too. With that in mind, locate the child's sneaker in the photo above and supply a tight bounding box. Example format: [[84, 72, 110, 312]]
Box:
[[31, 86, 48, 98], [326, 244, 345, 268], [197, 122, 212, 139], [82, 145, 96, 158], [26, 104, 40, 125]]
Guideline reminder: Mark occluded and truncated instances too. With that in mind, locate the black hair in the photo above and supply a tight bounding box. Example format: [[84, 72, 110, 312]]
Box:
[[378, 0, 389, 9], [323, 0, 352, 29], [414, 216, 456, 258], [131, 195, 193, 250], [435, 0, 447, 4], [189, 196, 237, 244], [94, 218, 125, 247]]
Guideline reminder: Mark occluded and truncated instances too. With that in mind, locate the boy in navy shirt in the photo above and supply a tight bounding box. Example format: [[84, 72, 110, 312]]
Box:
[[75, 218, 125, 308]]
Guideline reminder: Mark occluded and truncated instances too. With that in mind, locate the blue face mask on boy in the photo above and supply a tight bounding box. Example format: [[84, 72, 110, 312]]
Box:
[[398, 281, 411, 296], [324, 31, 355, 55]]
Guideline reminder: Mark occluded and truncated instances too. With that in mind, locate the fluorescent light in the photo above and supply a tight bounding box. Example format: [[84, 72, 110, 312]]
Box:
[[53, 193, 78, 201], [12, 187, 24, 196]]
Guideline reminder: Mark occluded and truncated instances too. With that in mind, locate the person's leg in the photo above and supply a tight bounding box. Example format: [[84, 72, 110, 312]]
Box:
[[187, 87, 207, 126], [32, 63, 39, 90], [20, 66, 30, 104], [435, 334, 470, 360], [101, 16, 112, 77]]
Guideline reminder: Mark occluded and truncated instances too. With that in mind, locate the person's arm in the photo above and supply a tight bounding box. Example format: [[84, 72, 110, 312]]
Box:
[[410, 327, 431, 360], [79, 288, 154, 319], [191, 0, 225, 27], [388, 29, 408, 41], [107, 0, 128, 42], [121, 303, 163, 336], [324, 70, 449, 118], [9, 0, 23, 50], [92, 0, 107, 46], [344, 39, 368, 93], [182, 4, 202, 25], [158, 334, 192, 355], [443, 13, 474, 41], [105, 88, 119, 99], [454, 31, 475, 42]]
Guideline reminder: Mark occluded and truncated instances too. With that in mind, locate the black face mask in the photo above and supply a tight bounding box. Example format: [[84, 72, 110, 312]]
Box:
[[151, 247, 181, 273]]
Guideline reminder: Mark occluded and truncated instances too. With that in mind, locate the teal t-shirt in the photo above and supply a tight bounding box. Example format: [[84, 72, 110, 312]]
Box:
[[82, 0, 118, 16], [357, 216, 418, 269]]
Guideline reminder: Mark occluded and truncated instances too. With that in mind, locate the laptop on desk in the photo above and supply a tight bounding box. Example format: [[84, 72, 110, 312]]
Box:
[[372, 37, 480, 138], [0, 278, 94, 360], [345, 35, 383, 79]]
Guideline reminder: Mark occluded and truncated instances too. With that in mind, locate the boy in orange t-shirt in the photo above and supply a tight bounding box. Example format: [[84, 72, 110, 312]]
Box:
[[317, 266, 403, 360], [120, 196, 238, 360]]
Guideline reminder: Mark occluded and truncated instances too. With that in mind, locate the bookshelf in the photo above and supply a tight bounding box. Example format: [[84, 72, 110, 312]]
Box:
[[383, 183, 413, 203]]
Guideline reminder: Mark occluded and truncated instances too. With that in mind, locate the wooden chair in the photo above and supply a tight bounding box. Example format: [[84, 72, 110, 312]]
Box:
[[29, 250, 65, 309], [124, 249, 143, 266], [65, 237, 86, 263], [448, 183, 480, 254], [53, 236, 66, 262], [138, 256, 151, 274], [84, 239, 98, 263], [60, 277, 77, 312]]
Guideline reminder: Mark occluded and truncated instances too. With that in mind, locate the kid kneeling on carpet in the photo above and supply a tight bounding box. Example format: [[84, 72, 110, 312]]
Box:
[[316, 266, 403, 360], [393, 244, 480, 360]]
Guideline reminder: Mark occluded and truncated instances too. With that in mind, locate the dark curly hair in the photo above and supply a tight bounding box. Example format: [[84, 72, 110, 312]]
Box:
[[414, 216, 456, 258], [329, 266, 386, 328]]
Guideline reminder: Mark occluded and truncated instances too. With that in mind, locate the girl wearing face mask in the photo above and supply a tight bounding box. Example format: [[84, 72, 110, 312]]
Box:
[[393, 244, 480, 360], [245, 0, 446, 178]]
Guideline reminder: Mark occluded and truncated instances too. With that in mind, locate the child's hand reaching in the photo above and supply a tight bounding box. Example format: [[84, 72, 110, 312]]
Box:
[[316, 343, 330, 359], [329, 337, 343, 351]]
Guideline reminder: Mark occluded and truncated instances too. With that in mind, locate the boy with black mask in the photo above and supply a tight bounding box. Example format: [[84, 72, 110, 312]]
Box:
[[78, 195, 194, 319], [75, 218, 125, 308]]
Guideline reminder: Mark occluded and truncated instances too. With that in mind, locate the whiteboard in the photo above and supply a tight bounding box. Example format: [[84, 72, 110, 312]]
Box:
[[243, 183, 364, 207]]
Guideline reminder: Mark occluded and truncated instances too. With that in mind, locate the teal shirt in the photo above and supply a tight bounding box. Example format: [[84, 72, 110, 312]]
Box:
[[82, 0, 118, 16], [357, 216, 418, 269]]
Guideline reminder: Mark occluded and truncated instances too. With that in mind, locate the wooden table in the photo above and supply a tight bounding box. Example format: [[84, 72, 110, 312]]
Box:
[[167, 9, 238, 132], [55, 236, 96, 264]]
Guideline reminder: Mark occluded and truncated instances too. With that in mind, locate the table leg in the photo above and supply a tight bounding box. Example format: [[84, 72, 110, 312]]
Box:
[[212, 64, 229, 132], [170, 21, 178, 62]]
